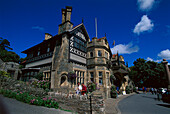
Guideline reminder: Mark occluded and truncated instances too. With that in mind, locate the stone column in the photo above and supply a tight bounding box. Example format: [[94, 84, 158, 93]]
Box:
[[162, 59, 170, 90]]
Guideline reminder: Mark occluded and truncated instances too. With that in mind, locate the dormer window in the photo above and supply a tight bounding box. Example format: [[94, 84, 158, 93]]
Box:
[[37, 48, 40, 56], [47, 44, 50, 52]]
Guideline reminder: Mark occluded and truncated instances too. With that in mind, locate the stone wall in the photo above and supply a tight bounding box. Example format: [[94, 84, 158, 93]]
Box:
[[51, 34, 73, 89], [48, 90, 105, 114], [0, 61, 21, 80]]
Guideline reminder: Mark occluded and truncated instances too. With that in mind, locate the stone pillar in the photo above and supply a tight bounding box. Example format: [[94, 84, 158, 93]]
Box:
[[162, 59, 170, 90]]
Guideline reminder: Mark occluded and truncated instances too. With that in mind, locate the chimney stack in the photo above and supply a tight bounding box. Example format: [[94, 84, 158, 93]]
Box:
[[61, 6, 72, 24], [58, 6, 73, 34], [62, 9, 66, 23], [45, 33, 52, 40], [65, 6, 72, 22]]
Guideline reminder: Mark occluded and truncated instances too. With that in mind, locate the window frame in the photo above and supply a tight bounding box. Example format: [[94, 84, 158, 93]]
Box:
[[98, 50, 102, 57]]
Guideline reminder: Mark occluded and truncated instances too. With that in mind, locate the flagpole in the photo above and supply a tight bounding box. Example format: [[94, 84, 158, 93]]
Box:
[[95, 18, 97, 38]]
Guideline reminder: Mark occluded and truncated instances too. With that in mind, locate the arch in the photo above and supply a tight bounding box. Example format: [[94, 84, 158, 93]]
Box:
[[59, 71, 68, 86]]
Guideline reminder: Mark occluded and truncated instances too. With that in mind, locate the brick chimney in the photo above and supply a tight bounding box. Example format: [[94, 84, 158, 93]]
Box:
[[65, 6, 72, 22], [58, 6, 73, 34], [62, 9, 66, 23], [45, 33, 52, 40]]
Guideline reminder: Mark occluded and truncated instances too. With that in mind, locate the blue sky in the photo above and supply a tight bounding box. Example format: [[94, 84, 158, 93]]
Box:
[[0, 0, 170, 66]]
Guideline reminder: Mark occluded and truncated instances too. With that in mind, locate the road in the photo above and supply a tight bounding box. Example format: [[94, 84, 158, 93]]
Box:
[[118, 92, 170, 114], [0, 95, 71, 114]]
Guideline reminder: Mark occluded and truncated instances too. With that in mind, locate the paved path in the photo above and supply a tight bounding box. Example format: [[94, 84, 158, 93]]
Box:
[[0, 95, 71, 114], [105, 93, 135, 114], [118, 93, 170, 114]]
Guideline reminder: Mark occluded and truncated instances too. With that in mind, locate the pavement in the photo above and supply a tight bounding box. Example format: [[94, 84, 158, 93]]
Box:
[[0, 94, 72, 114], [118, 92, 170, 114], [105, 92, 136, 114]]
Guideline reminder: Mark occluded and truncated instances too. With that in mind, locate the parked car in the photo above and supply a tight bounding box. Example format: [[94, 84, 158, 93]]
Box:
[[162, 90, 170, 103]]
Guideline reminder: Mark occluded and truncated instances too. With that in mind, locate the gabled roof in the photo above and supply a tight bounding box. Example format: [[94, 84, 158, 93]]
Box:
[[69, 23, 90, 41], [22, 23, 90, 54], [22, 34, 62, 54]]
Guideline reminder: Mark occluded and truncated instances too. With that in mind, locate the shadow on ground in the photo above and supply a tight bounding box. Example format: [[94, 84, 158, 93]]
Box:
[[157, 104, 170, 108]]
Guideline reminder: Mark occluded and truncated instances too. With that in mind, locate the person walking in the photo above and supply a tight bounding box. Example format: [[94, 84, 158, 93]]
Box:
[[151, 88, 154, 94]]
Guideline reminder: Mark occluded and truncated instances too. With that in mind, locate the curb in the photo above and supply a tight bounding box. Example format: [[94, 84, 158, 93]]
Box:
[[115, 93, 136, 114]]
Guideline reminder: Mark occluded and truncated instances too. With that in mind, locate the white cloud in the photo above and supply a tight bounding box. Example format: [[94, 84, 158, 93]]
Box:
[[137, 0, 155, 11], [32, 26, 44, 31], [158, 49, 170, 60], [146, 57, 162, 62], [155, 59, 162, 63], [146, 57, 153, 61], [133, 15, 154, 35], [111, 42, 139, 54]]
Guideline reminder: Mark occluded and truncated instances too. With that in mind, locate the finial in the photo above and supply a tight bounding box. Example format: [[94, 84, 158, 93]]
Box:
[[163, 59, 166, 61], [82, 18, 84, 23]]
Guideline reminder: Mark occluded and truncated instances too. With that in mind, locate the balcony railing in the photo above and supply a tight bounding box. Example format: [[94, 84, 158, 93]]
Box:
[[26, 52, 53, 63]]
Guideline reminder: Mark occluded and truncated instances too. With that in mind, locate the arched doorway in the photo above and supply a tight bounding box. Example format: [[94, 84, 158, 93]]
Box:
[[60, 75, 67, 85]]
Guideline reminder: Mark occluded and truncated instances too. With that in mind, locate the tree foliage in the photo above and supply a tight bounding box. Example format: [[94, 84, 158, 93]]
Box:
[[129, 58, 168, 88], [0, 37, 13, 50], [0, 37, 24, 63]]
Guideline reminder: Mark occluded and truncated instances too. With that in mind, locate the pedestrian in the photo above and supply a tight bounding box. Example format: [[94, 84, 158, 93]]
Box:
[[142, 86, 145, 93], [116, 86, 119, 95], [154, 88, 157, 94], [144, 87, 146, 93], [151, 88, 153, 94], [157, 89, 162, 100], [75, 82, 82, 95], [81, 83, 87, 95]]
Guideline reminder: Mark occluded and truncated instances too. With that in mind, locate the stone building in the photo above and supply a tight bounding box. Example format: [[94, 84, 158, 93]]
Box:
[[111, 53, 133, 92], [87, 37, 112, 97], [21, 6, 132, 98], [0, 58, 21, 79]]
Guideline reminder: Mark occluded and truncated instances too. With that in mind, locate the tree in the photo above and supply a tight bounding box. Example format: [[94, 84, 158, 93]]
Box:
[[0, 37, 20, 63], [0, 50, 20, 63], [129, 58, 168, 88], [0, 37, 13, 50]]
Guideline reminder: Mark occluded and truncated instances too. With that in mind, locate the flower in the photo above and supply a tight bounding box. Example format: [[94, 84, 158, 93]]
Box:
[[30, 99, 35, 104], [53, 98, 57, 101], [68, 71, 77, 80], [48, 97, 51, 100], [43, 98, 47, 101]]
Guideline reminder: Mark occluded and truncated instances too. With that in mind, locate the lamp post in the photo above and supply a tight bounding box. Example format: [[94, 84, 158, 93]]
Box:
[[162, 59, 170, 91], [90, 94, 92, 114]]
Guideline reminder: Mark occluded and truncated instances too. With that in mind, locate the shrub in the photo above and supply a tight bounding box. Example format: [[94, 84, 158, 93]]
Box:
[[110, 85, 117, 98], [0, 88, 59, 109], [87, 82, 99, 93], [133, 87, 137, 92], [0, 71, 10, 78], [126, 86, 130, 94], [34, 72, 43, 80], [31, 80, 50, 91]]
